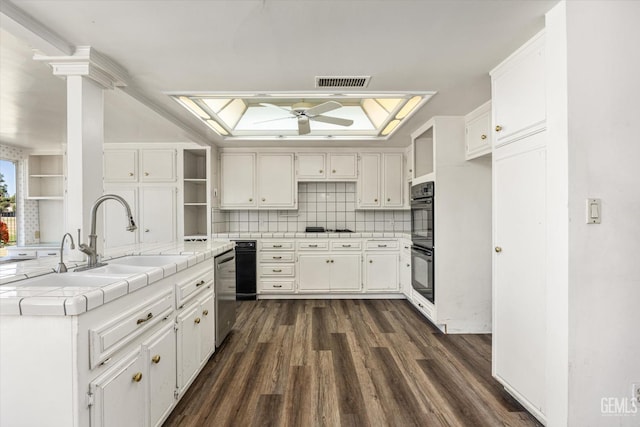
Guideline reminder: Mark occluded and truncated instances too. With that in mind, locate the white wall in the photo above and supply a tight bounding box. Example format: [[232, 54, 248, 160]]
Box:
[[564, 1, 640, 425]]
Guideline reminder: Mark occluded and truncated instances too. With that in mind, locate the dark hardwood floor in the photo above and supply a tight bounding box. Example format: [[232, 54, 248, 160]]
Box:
[[164, 299, 540, 427]]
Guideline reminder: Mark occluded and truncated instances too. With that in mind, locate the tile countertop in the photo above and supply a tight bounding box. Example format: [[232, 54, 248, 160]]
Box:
[[0, 240, 235, 317], [212, 232, 411, 240]]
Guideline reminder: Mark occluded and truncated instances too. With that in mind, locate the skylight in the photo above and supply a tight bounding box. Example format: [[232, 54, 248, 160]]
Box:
[[172, 92, 435, 140]]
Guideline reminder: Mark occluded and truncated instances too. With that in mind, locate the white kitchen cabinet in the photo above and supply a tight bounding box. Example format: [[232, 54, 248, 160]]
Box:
[[465, 101, 492, 160], [358, 153, 381, 208], [143, 323, 177, 427], [493, 130, 547, 417], [382, 153, 404, 207], [328, 153, 358, 180], [357, 152, 404, 209], [491, 32, 546, 147], [365, 253, 399, 291], [257, 153, 296, 208], [89, 350, 146, 427], [198, 291, 215, 361], [140, 150, 176, 182], [220, 152, 255, 208], [176, 303, 201, 392], [104, 150, 138, 183], [296, 153, 326, 180], [104, 149, 176, 183], [259, 240, 296, 294], [297, 253, 361, 293], [400, 242, 412, 298], [104, 187, 176, 248]]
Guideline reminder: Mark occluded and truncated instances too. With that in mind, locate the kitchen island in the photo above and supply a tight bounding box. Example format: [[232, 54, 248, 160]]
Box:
[[0, 240, 234, 427]]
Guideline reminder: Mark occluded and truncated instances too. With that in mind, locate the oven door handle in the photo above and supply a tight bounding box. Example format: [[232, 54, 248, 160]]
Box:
[[411, 246, 433, 256]]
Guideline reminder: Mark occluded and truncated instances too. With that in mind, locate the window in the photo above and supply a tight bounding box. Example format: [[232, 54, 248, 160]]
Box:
[[0, 159, 17, 250]]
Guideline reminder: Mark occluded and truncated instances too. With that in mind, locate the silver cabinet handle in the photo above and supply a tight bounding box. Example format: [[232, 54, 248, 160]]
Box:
[[273, 256, 282, 259], [273, 284, 282, 288]]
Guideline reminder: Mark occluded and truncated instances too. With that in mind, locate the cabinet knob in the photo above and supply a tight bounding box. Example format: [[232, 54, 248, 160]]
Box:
[[262, 198, 266, 202], [332, 169, 336, 173], [203, 309, 209, 316], [495, 125, 503, 132], [409, 169, 413, 173], [151, 355, 161, 364], [374, 198, 378, 202], [144, 172, 149, 176], [387, 198, 391, 202], [326, 259, 330, 263], [194, 317, 201, 324], [495, 246, 503, 253], [249, 198, 253, 202], [132, 372, 143, 382], [330, 260, 334, 263], [481, 134, 487, 140], [129, 172, 134, 176], [319, 169, 323, 173], [407, 264, 410, 267], [369, 260, 373, 263]]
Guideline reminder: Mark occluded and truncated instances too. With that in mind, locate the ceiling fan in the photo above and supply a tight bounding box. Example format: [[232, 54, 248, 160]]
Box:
[[256, 101, 354, 135]]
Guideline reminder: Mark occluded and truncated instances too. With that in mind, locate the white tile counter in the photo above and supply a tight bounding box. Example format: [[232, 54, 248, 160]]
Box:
[[0, 240, 234, 316], [213, 232, 410, 240]]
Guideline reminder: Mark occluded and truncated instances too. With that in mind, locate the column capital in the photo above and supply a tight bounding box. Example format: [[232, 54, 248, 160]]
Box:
[[34, 46, 128, 89]]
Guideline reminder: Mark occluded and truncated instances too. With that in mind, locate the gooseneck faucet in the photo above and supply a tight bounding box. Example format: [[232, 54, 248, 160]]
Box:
[[77, 194, 137, 271], [55, 232, 76, 273]]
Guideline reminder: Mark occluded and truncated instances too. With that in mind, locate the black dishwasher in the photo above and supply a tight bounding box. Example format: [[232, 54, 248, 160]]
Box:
[[234, 240, 257, 300]]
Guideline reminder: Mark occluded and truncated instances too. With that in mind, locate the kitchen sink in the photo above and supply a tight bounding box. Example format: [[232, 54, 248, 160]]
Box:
[[74, 264, 153, 276]]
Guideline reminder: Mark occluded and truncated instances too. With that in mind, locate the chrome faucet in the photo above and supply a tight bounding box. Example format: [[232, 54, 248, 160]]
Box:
[[55, 232, 76, 273], [77, 194, 137, 271]]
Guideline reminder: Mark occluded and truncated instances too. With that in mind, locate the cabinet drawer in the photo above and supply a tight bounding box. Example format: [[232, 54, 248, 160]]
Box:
[[89, 290, 173, 369], [8, 249, 37, 259], [330, 241, 362, 251], [297, 240, 329, 250], [259, 251, 294, 263], [365, 240, 399, 250], [259, 280, 294, 292], [37, 249, 61, 258], [175, 263, 214, 308], [261, 241, 294, 250], [259, 265, 295, 277]]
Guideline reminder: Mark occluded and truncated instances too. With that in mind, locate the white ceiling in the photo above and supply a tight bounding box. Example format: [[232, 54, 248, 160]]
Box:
[[0, 0, 559, 150]]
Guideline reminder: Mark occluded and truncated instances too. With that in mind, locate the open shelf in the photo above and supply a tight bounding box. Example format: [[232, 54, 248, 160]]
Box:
[[182, 148, 210, 240], [27, 154, 65, 199]]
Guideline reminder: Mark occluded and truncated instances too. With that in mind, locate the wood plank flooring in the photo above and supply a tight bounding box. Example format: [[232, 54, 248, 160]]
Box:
[[163, 299, 540, 427]]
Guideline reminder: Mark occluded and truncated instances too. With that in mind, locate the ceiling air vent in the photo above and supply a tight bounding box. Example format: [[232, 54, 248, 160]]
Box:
[[315, 76, 371, 88]]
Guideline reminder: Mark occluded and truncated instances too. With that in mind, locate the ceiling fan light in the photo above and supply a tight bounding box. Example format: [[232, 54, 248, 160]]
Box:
[[206, 119, 228, 135], [395, 96, 422, 119], [381, 119, 400, 136], [179, 96, 210, 119]]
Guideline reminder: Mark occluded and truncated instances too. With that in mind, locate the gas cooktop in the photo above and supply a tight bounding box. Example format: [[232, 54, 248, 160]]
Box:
[[305, 227, 353, 233]]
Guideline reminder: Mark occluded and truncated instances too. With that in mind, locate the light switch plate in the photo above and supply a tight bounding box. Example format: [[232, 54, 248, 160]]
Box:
[[586, 198, 601, 224]]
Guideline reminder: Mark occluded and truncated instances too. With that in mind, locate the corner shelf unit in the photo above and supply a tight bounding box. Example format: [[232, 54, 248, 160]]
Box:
[[26, 154, 65, 199], [182, 149, 211, 241]]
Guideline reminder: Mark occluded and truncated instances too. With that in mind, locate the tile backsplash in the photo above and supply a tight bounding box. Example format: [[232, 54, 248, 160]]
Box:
[[213, 182, 410, 233]]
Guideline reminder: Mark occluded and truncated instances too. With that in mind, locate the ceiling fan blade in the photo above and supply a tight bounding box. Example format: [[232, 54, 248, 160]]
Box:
[[253, 116, 294, 125], [305, 100, 342, 117], [298, 116, 311, 135], [259, 103, 293, 113], [310, 115, 354, 127]]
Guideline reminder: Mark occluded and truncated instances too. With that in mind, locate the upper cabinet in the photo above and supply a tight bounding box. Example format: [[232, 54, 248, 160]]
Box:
[[257, 153, 296, 208], [412, 126, 434, 182], [357, 153, 404, 209], [220, 152, 296, 210], [328, 153, 358, 180], [220, 153, 256, 209], [465, 101, 492, 160], [26, 153, 64, 199], [104, 149, 176, 183], [491, 32, 546, 147], [182, 148, 211, 241], [296, 153, 358, 181]]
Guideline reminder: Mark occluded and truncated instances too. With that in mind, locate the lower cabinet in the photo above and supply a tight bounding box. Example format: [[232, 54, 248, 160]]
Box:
[[364, 253, 399, 291], [298, 253, 361, 292], [90, 350, 146, 427], [176, 289, 215, 393], [143, 323, 177, 427], [400, 242, 412, 298]]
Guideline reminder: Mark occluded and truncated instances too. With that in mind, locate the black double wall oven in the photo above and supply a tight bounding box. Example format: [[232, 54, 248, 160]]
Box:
[[410, 182, 435, 303]]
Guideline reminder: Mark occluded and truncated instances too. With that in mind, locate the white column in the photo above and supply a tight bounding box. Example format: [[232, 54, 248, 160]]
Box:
[[35, 47, 127, 260]]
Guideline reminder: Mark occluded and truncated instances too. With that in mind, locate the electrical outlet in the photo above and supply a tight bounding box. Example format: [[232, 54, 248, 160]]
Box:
[[633, 383, 640, 403]]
